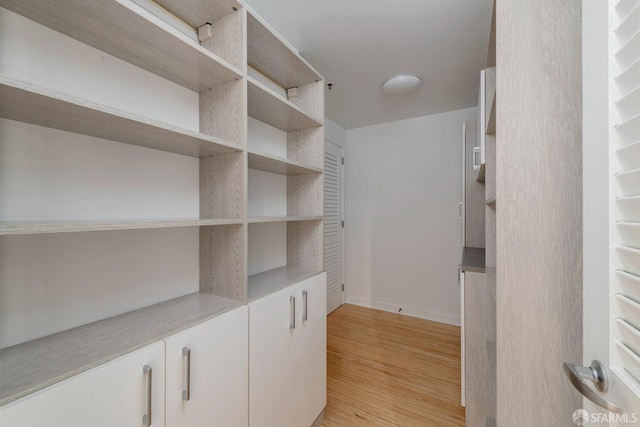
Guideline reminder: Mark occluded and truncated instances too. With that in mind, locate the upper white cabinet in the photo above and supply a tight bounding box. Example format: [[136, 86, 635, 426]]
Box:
[[0, 342, 165, 427], [248, 273, 327, 427], [164, 306, 248, 427]]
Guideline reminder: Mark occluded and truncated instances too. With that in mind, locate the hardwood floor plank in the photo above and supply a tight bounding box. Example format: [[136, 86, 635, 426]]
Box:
[[322, 304, 465, 426]]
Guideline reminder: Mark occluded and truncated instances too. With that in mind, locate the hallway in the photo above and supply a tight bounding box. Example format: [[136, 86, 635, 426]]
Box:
[[322, 305, 465, 426]]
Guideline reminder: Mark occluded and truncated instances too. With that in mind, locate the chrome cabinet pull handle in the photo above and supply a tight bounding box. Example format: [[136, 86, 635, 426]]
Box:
[[564, 360, 623, 414], [302, 290, 308, 322], [182, 347, 191, 401], [143, 365, 152, 426], [473, 147, 481, 169], [290, 296, 296, 330]]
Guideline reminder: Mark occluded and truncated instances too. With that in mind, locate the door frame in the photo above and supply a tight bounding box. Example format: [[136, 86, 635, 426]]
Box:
[[325, 138, 345, 314], [583, 0, 640, 418]]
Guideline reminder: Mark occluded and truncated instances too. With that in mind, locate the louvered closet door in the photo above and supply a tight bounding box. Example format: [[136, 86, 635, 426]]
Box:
[[324, 140, 344, 314], [610, 0, 640, 412]]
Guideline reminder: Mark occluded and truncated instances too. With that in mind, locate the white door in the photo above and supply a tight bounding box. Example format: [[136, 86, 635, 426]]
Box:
[[324, 140, 344, 314], [0, 342, 165, 427], [165, 306, 248, 427], [248, 286, 297, 427], [294, 273, 327, 427], [580, 1, 640, 423]]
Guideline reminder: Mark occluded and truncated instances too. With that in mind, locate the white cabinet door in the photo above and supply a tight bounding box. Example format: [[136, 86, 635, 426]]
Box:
[[0, 342, 165, 427], [165, 306, 248, 427], [249, 286, 297, 427], [294, 273, 327, 427]]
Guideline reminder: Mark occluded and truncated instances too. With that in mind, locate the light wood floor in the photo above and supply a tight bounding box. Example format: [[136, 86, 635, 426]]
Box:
[[321, 304, 465, 426]]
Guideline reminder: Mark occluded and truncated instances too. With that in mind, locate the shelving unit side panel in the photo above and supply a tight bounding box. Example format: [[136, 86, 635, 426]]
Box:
[[287, 220, 323, 272], [287, 174, 324, 216], [288, 81, 323, 123], [200, 7, 245, 72], [199, 78, 246, 145], [287, 126, 324, 169], [464, 272, 491, 426], [200, 224, 246, 302], [200, 151, 245, 218]]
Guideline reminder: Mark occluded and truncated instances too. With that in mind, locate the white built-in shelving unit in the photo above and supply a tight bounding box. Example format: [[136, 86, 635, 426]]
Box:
[[464, 2, 496, 426], [245, 7, 325, 299], [0, 0, 324, 409]]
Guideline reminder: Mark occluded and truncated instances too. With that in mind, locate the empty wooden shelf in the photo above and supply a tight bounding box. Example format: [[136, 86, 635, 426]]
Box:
[[461, 247, 486, 273], [248, 264, 324, 303], [248, 216, 323, 224], [0, 218, 243, 236], [248, 76, 322, 132], [0, 76, 242, 157], [248, 149, 322, 175], [152, 0, 240, 29], [486, 96, 496, 135], [0, 292, 243, 406], [0, 0, 242, 92], [247, 10, 322, 89]]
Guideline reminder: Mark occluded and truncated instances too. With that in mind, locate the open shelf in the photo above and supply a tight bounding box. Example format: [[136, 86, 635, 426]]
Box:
[[0, 292, 242, 406], [248, 216, 323, 224], [475, 164, 486, 182], [248, 264, 324, 303], [248, 149, 322, 175], [152, 0, 241, 29], [0, 218, 243, 236], [486, 197, 496, 207], [247, 10, 322, 89], [486, 267, 496, 301], [486, 96, 496, 135], [0, 76, 242, 157], [0, 0, 242, 93], [248, 76, 322, 132], [461, 247, 486, 273]]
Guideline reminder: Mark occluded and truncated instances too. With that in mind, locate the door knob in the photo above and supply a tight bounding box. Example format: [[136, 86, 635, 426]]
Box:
[[564, 360, 623, 414]]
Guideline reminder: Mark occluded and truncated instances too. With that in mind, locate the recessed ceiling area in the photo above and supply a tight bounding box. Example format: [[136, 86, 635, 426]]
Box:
[[243, 0, 493, 130]]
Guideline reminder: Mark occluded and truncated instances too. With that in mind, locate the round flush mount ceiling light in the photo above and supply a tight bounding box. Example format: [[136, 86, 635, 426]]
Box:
[[381, 75, 423, 95]]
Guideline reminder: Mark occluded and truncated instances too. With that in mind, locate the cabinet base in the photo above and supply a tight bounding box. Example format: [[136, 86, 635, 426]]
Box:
[[311, 408, 326, 427]]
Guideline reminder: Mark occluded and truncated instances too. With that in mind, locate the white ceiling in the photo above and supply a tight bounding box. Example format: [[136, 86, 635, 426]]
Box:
[[243, 0, 494, 130]]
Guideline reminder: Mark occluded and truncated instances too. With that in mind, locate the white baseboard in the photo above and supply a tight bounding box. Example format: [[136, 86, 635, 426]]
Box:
[[345, 296, 460, 326]]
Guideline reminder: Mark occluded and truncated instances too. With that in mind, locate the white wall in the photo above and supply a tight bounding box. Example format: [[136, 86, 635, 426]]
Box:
[[344, 107, 476, 325], [582, 0, 610, 383], [0, 7, 200, 348], [325, 117, 346, 148], [582, 1, 614, 417]]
